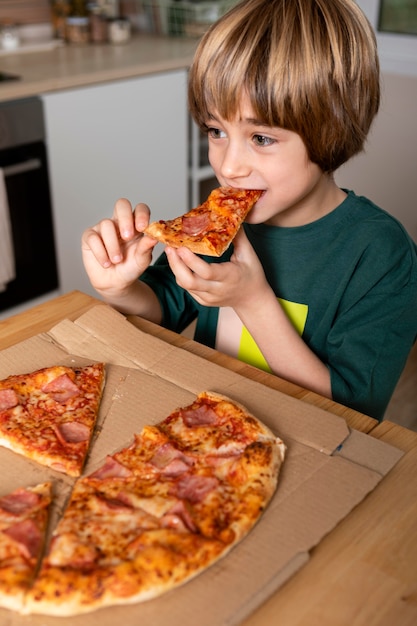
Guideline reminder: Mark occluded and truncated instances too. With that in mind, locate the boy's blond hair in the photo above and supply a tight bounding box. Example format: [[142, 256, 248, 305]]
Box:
[[188, 0, 380, 172]]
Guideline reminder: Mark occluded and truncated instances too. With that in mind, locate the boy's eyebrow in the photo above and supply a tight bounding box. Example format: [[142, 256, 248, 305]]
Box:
[[205, 113, 273, 128], [244, 117, 272, 128]]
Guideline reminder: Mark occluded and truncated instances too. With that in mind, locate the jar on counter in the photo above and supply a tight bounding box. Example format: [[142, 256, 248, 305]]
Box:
[[66, 0, 90, 44], [0, 22, 20, 51], [108, 17, 131, 44], [66, 16, 90, 44]]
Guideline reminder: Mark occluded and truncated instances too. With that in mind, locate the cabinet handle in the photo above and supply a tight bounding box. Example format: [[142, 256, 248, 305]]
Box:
[[2, 158, 42, 177]]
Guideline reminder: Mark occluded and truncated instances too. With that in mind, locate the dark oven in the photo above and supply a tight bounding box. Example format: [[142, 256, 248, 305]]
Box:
[[0, 97, 59, 317]]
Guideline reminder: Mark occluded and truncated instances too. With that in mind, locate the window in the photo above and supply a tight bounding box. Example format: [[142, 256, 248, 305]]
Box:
[[378, 0, 417, 36], [356, 0, 417, 75]]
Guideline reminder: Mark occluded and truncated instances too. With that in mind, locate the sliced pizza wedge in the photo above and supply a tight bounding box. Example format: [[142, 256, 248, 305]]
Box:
[[0, 482, 52, 613], [145, 187, 263, 256], [0, 363, 106, 477]]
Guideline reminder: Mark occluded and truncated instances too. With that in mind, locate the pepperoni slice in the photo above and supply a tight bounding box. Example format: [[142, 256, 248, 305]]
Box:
[[181, 212, 211, 236]]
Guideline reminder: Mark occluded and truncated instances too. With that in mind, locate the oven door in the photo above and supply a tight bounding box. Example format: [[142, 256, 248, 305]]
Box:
[[0, 139, 59, 313]]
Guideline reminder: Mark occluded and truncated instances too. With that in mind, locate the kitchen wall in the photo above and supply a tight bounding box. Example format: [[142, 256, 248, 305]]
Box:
[[0, 1, 50, 24], [0, 1, 133, 24], [335, 70, 417, 241]]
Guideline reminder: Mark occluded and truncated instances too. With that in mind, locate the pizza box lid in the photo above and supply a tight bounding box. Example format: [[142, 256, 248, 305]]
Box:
[[0, 304, 403, 626]]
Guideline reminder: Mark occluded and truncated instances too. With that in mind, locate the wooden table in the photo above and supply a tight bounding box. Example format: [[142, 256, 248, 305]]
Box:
[[1, 291, 416, 626]]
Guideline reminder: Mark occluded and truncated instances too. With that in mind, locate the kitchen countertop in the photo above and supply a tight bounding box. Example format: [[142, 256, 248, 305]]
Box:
[[0, 35, 198, 102]]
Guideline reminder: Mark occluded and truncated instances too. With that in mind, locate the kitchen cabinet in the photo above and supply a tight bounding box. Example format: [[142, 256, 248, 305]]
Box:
[[189, 119, 217, 207], [42, 69, 188, 296]]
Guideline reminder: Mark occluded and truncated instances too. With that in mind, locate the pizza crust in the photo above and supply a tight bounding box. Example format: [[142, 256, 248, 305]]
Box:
[[23, 531, 226, 616]]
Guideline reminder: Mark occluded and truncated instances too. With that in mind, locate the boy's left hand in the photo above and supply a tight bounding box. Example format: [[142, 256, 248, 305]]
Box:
[[165, 228, 271, 308]]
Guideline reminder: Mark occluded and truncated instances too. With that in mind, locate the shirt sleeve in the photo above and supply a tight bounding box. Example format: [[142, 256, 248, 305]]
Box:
[[139, 252, 199, 333]]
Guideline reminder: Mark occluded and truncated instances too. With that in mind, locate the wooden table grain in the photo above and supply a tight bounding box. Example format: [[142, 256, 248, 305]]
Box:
[[1, 291, 416, 626]]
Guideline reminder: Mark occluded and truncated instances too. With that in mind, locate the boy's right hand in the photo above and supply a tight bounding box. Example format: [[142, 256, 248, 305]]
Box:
[[81, 198, 158, 298]]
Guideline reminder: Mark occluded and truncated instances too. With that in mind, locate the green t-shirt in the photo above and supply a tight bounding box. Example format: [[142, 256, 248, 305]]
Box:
[[141, 191, 417, 420]]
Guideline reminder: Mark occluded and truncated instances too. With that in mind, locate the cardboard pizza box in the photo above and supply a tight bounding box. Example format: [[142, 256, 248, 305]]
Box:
[[0, 304, 403, 626]]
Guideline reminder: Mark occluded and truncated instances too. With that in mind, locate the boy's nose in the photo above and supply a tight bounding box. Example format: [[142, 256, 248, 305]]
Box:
[[219, 144, 251, 180]]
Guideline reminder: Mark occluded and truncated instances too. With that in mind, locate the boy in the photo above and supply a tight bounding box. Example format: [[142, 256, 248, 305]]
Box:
[[81, 0, 417, 420]]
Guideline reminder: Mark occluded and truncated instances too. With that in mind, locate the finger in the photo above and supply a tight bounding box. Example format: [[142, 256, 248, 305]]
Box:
[[230, 228, 251, 261], [82, 225, 117, 268], [168, 248, 231, 301], [165, 247, 205, 290], [113, 198, 137, 240], [170, 247, 224, 281], [133, 202, 151, 232]]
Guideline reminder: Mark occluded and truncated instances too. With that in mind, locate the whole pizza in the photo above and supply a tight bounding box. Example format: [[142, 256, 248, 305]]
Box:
[[0, 362, 285, 616]]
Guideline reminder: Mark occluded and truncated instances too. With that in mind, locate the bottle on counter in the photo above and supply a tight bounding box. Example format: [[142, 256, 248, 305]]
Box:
[[50, 1, 70, 40], [88, 2, 108, 43]]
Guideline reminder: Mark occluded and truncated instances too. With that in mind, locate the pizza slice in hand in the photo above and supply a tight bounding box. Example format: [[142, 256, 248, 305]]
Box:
[[0, 482, 51, 613], [145, 187, 263, 256], [0, 363, 105, 477]]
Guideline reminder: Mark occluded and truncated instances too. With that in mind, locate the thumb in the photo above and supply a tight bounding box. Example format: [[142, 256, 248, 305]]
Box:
[[231, 227, 254, 262]]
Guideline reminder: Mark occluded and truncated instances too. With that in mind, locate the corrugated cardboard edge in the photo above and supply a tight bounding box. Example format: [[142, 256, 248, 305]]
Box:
[[49, 305, 404, 474], [49, 305, 351, 455]]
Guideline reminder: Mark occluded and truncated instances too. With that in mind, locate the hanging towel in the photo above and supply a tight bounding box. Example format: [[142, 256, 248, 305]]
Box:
[[0, 168, 15, 292]]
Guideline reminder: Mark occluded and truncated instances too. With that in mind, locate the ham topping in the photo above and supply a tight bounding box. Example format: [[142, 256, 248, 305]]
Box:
[[171, 474, 219, 503], [0, 388, 19, 411], [150, 443, 194, 476], [162, 500, 197, 533], [54, 421, 90, 446], [94, 494, 133, 514], [181, 211, 211, 236], [89, 455, 133, 480], [49, 533, 99, 569], [0, 488, 40, 516], [3, 519, 41, 560], [42, 373, 80, 402], [180, 404, 218, 427]]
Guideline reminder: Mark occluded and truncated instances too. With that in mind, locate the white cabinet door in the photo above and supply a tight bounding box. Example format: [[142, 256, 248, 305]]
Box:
[[42, 70, 188, 296]]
